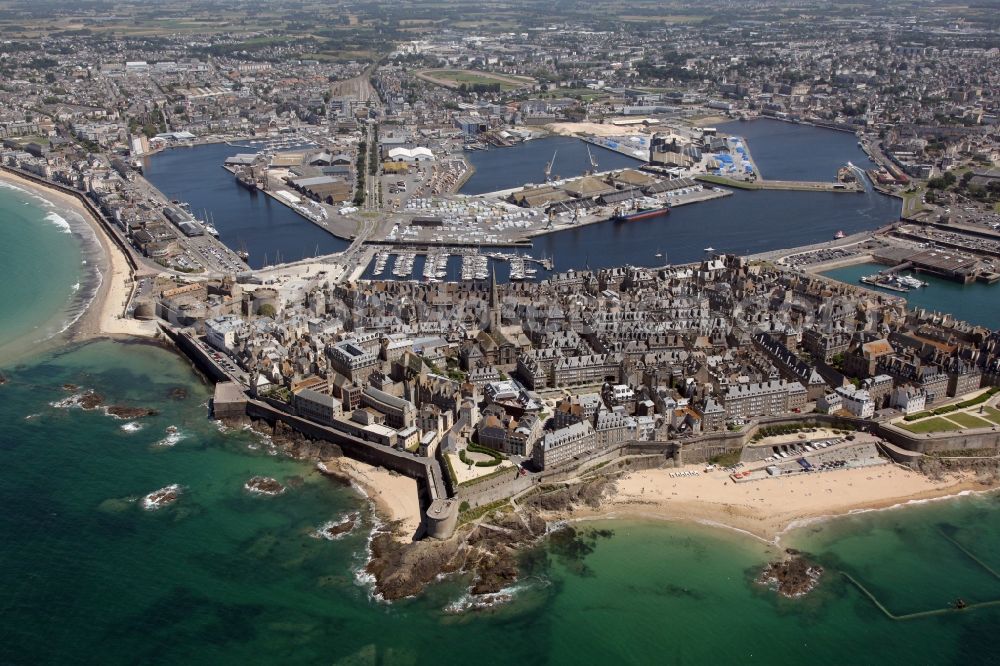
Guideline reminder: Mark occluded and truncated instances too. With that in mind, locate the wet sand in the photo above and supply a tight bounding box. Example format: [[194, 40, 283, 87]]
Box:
[[323, 458, 423, 543], [565, 463, 995, 543]]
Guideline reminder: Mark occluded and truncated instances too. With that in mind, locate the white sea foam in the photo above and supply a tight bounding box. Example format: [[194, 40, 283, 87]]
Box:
[[141, 484, 182, 511], [54, 260, 103, 337], [154, 427, 185, 447], [775, 488, 996, 547], [0, 181, 32, 195], [50, 392, 88, 409], [243, 477, 285, 496], [444, 583, 524, 614], [311, 513, 359, 541], [44, 211, 73, 234], [1, 178, 105, 342], [544, 519, 569, 535], [242, 423, 274, 450], [353, 512, 389, 603], [120, 421, 144, 433]]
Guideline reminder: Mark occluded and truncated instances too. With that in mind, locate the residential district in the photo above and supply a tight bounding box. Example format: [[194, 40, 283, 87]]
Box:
[[1, 0, 1000, 539]]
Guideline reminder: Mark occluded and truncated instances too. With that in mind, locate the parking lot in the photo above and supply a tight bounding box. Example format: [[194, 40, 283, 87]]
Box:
[[195, 337, 248, 384], [733, 438, 886, 482]]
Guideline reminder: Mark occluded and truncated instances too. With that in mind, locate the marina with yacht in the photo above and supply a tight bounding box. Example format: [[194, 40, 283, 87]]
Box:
[[142, 120, 899, 277], [860, 272, 929, 293]]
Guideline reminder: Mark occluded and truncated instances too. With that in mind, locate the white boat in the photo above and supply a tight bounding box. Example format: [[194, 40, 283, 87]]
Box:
[[204, 223, 219, 237], [898, 275, 927, 289], [704, 246, 715, 253]]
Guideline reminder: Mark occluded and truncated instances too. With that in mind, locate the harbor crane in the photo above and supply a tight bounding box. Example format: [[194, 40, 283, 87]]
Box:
[[544, 149, 558, 182]]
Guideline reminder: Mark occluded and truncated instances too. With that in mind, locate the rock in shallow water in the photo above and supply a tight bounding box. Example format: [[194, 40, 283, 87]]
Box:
[[244, 476, 285, 496], [313, 513, 359, 540], [142, 484, 181, 511], [757, 552, 823, 598], [79, 392, 104, 410], [106, 405, 158, 419]]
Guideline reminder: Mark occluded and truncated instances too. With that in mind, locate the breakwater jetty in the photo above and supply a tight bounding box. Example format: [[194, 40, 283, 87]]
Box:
[[696, 174, 862, 193]]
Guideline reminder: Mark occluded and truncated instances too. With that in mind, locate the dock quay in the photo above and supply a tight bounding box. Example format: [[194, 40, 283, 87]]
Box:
[[221, 164, 359, 243], [366, 247, 554, 281], [579, 135, 649, 161], [364, 237, 532, 249], [859, 274, 912, 292], [695, 174, 863, 193], [451, 159, 475, 192], [873, 246, 980, 284]]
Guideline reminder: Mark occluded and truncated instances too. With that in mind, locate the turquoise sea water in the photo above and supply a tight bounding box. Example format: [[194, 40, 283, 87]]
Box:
[[0, 184, 98, 361], [821, 261, 1000, 330], [4, 191, 1000, 664]]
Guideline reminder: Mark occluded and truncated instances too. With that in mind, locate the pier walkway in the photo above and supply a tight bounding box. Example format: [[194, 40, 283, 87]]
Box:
[[841, 528, 1000, 620]]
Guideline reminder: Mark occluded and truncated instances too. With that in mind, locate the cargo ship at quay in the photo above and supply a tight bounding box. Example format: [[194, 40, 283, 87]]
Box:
[[611, 199, 671, 223]]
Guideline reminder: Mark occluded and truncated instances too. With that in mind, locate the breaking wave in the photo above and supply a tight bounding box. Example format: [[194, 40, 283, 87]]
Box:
[[154, 427, 186, 448], [44, 211, 73, 234]]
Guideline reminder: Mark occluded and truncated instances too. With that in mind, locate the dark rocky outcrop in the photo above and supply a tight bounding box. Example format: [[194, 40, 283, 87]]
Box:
[[367, 533, 466, 600], [244, 476, 285, 495], [79, 392, 104, 410], [317, 513, 358, 539], [757, 550, 823, 598], [106, 405, 158, 419], [142, 484, 181, 510], [523, 477, 614, 512], [366, 480, 607, 601], [226, 415, 613, 603], [269, 418, 344, 460]]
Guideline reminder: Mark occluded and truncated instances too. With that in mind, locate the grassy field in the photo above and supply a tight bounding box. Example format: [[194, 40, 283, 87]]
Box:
[[618, 14, 710, 23], [547, 88, 608, 102], [418, 69, 532, 90], [978, 405, 1000, 425], [901, 187, 926, 215], [899, 417, 962, 434], [948, 412, 996, 430]]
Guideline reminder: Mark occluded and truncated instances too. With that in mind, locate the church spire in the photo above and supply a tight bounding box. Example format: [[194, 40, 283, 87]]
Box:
[[488, 264, 501, 332]]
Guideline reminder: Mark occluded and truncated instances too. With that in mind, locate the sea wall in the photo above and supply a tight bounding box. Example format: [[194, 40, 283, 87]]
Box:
[[165, 326, 231, 383], [246, 398, 442, 488], [0, 166, 138, 272], [877, 424, 1000, 454], [454, 443, 678, 511]]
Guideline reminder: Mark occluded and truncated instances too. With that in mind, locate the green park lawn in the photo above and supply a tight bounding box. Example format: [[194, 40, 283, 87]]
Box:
[[899, 417, 962, 434], [428, 70, 524, 90], [977, 405, 1000, 425], [948, 412, 996, 430]]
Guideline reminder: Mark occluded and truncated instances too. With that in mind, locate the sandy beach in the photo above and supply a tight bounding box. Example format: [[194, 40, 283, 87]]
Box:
[[0, 168, 157, 341], [323, 458, 423, 543], [564, 463, 995, 543]]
